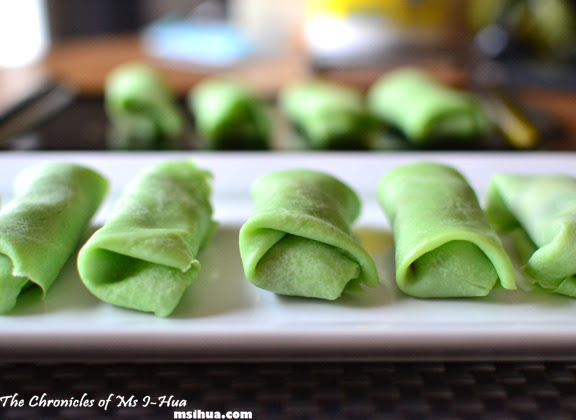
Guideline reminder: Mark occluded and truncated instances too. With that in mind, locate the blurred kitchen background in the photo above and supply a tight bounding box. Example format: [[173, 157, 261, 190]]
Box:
[[1, 0, 576, 151]]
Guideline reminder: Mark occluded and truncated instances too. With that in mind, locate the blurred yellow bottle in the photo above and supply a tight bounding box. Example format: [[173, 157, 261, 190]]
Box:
[[306, 0, 455, 65]]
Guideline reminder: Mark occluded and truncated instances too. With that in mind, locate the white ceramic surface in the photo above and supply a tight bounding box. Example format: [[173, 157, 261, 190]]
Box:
[[1, 151, 575, 361]]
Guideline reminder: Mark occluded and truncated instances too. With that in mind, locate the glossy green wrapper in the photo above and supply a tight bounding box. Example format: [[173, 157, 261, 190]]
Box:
[[486, 173, 576, 296], [105, 63, 185, 149], [239, 169, 379, 300], [0, 163, 108, 313], [378, 162, 515, 298], [368, 69, 488, 145], [190, 78, 270, 150], [78, 161, 216, 317], [279, 81, 371, 150]]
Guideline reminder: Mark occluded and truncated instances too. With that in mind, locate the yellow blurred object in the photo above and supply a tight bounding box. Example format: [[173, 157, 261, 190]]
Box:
[[305, 0, 456, 65], [479, 90, 540, 150], [496, 109, 540, 150], [307, 0, 453, 28]]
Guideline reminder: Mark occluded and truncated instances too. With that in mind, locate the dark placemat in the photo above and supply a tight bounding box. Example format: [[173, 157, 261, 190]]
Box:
[[3, 95, 560, 152], [0, 362, 575, 419]]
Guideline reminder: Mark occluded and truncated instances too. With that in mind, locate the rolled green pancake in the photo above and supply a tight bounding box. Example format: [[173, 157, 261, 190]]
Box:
[[189, 78, 270, 150], [486, 174, 576, 296], [78, 160, 216, 317], [105, 63, 185, 149], [367, 69, 488, 145], [378, 162, 515, 298], [0, 163, 109, 313], [239, 170, 379, 299], [279, 80, 371, 150]]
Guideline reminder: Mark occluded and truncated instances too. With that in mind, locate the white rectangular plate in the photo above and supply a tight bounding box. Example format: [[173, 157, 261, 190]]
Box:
[[1, 151, 576, 362]]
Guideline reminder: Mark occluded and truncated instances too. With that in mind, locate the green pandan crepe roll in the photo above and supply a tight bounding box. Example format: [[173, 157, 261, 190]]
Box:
[[367, 69, 488, 145], [105, 63, 185, 149], [485, 174, 576, 296], [0, 163, 108, 313], [279, 81, 372, 150], [378, 162, 515, 298], [189, 78, 271, 150], [78, 160, 216, 317], [239, 169, 379, 300]]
